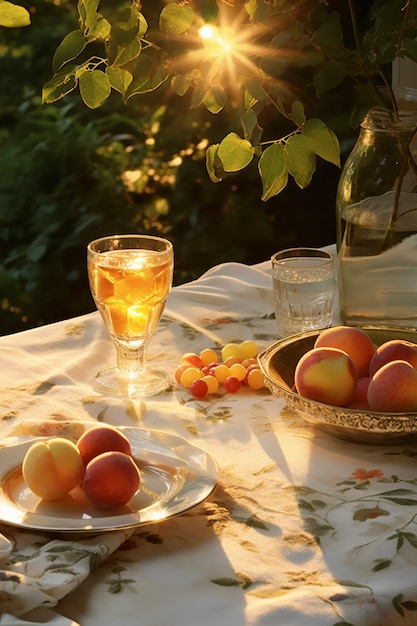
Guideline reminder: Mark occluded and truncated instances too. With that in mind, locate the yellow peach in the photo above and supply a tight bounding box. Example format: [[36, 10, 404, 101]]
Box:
[[295, 347, 357, 407], [22, 438, 84, 500]]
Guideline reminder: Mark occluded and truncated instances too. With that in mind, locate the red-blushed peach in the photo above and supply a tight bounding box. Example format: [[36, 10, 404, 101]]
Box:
[[344, 376, 371, 410], [314, 326, 375, 377], [22, 438, 84, 500], [369, 339, 417, 377], [77, 426, 131, 466], [367, 360, 417, 412], [82, 451, 140, 509], [295, 347, 357, 407]]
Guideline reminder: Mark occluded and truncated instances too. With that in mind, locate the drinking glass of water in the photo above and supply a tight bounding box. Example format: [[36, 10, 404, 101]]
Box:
[[271, 247, 335, 336]]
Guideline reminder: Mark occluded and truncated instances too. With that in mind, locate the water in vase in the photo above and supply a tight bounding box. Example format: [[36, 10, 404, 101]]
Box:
[[338, 192, 417, 328]]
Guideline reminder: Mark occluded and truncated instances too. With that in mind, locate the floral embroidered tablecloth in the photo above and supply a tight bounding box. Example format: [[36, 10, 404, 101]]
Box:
[[1, 258, 417, 625]]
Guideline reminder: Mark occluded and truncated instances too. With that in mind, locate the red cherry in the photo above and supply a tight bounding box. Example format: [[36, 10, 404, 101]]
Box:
[[223, 376, 241, 394], [189, 379, 209, 399]]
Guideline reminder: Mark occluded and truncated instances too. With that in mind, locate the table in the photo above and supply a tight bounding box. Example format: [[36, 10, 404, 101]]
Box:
[[1, 257, 417, 626]]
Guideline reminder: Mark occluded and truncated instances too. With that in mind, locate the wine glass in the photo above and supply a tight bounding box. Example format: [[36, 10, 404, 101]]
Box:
[[87, 234, 174, 397]]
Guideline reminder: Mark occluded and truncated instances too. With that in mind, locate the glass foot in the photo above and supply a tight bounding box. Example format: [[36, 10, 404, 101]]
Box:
[[94, 366, 170, 398]]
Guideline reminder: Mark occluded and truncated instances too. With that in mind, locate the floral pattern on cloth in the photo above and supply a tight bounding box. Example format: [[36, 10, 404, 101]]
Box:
[[0, 259, 417, 625]]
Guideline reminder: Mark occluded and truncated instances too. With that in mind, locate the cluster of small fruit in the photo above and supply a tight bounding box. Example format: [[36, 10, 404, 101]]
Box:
[[294, 325, 417, 412], [175, 340, 266, 398], [22, 426, 140, 509]]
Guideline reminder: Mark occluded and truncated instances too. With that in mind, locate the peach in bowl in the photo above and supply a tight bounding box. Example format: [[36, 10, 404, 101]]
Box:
[[258, 326, 417, 444]]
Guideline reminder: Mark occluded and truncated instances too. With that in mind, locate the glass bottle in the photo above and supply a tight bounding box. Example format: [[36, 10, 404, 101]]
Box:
[[336, 89, 417, 328]]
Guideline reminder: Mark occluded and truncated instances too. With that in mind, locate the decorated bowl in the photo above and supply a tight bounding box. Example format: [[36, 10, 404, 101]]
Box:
[[258, 326, 417, 444]]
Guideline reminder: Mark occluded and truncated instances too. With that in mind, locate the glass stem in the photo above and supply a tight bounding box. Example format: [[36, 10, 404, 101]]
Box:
[[115, 339, 148, 376]]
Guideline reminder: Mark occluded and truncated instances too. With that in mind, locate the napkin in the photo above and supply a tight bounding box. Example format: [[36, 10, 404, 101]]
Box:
[[0, 521, 133, 618]]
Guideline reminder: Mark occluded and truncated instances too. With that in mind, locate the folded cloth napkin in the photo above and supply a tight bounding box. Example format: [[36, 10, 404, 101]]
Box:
[[0, 513, 133, 618]]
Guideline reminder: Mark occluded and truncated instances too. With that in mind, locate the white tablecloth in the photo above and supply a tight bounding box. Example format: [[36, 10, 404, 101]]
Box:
[[1, 258, 417, 626]]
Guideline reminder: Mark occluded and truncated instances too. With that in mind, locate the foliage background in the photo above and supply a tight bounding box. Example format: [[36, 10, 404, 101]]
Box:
[[0, 0, 357, 335]]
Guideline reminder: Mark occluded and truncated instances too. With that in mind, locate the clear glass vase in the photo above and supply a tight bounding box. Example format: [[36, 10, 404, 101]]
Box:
[[336, 89, 417, 328]]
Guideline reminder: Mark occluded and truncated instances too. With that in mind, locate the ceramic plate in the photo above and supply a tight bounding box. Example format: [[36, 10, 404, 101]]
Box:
[[0, 428, 217, 534]]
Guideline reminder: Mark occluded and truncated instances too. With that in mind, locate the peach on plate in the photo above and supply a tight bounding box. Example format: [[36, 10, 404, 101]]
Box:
[[314, 325, 375, 377], [22, 438, 84, 500], [369, 339, 417, 377], [294, 346, 357, 407], [82, 451, 140, 509], [77, 425, 132, 466], [367, 360, 417, 412]]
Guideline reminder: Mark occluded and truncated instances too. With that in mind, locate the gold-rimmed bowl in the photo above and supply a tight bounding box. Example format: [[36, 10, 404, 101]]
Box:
[[258, 326, 417, 444]]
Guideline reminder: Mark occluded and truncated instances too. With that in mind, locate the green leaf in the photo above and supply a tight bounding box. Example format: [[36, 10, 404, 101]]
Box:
[[108, 5, 141, 46], [106, 5, 146, 67], [291, 100, 306, 127], [297, 498, 315, 512], [107, 35, 141, 67], [393, 593, 405, 617], [378, 488, 417, 496], [313, 62, 348, 96], [285, 134, 316, 189], [190, 84, 206, 109], [217, 133, 253, 172], [206, 143, 224, 183], [244, 0, 270, 23], [303, 119, 340, 167], [42, 67, 78, 104], [159, 3, 195, 36], [244, 77, 268, 107], [312, 12, 345, 57], [52, 30, 88, 73], [203, 84, 227, 114], [383, 497, 417, 506], [171, 74, 191, 96], [302, 515, 333, 538], [78, 69, 111, 108], [244, 514, 269, 530], [403, 532, 417, 549], [88, 14, 110, 39], [0, 0, 30, 27], [211, 577, 241, 587], [241, 109, 258, 140], [127, 69, 169, 98], [258, 143, 288, 202], [372, 558, 392, 572], [78, 0, 100, 37], [106, 67, 132, 96]]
